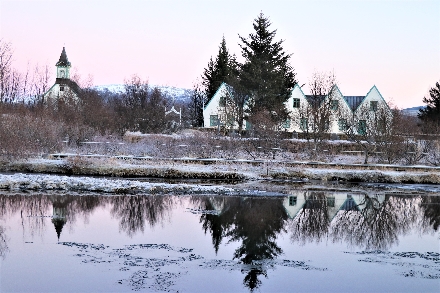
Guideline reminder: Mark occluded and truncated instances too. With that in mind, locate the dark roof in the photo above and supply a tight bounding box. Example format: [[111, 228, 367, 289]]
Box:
[[344, 96, 365, 111], [305, 95, 326, 106], [55, 78, 81, 95], [55, 47, 71, 67], [340, 197, 360, 211]]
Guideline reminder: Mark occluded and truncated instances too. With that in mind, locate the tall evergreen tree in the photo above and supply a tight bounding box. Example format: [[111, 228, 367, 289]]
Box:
[[418, 81, 440, 129], [202, 37, 237, 103], [239, 12, 297, 122]]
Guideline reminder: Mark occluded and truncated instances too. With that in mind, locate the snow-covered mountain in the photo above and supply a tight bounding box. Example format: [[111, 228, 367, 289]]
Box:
[[94, 84, 192, 103], [402, 106, 424, 117]]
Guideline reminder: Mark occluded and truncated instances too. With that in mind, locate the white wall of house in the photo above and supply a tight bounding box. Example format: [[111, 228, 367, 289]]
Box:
[[203, 83, 249, 130], [328, 86, 354, 134], [284, 84, 310, 132], [203, 83, 229, 128], [354, 85, 389, 116]]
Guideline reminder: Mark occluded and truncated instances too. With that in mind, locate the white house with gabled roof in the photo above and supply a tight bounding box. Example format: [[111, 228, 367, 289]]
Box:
[[203, 83, 391, 134], [203, 82, 251, 130], [285, 84, 391, 134]]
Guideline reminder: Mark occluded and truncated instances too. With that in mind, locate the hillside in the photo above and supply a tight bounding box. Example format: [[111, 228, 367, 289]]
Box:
[[94, 84, 192, 103]]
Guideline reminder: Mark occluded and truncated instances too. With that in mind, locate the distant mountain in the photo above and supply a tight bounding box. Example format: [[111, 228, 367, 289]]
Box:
[[402, 106, 424, 117], [94, 84, 192, 103]]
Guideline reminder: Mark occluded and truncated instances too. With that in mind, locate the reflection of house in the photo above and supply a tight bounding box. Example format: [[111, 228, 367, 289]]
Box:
[[204, 196, 227, 215], [203, 83, 391, 134], [43, 47, 81, 103], [283, 190, 385, 221]]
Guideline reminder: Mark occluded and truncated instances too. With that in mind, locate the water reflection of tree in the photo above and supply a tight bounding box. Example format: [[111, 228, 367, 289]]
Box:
[[198, 196, 288, 292], [0, 225, 9, 259], [285, 192, 430, 251], [0, 193, 107, 241], [289, 192, 331, 245], [0, 193, 176, 240], [420, 195, 440, 231], [197, 197, 225, 254], [110, 195, 173, 236], [65, 194, 104, 225], [330, 195, 422, 250], [0, 194, 53, 238]]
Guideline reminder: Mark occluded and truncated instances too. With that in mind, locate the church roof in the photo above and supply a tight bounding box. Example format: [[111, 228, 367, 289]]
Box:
[[55, 47, 71, 67], [55, 78, 81, 95]]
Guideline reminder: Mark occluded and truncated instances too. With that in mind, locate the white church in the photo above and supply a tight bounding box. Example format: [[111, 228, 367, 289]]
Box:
[[43, 47, 81, 102]]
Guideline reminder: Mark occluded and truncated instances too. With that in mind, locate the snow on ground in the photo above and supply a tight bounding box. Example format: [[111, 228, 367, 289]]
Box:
[[0, 173, 237, 195], [297, 167, 440, 184], [2, 156, 440, 194]]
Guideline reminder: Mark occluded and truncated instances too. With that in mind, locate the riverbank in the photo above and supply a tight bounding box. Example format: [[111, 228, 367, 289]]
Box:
[[1, 157, 440, 185]]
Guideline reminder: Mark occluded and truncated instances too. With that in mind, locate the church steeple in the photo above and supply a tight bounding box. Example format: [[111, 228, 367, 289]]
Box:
[[52, 217, 66, 242], [56, 47, 71, 79]]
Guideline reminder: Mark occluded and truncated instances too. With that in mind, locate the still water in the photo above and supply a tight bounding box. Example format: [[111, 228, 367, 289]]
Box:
[[0, 190, 439, 292]]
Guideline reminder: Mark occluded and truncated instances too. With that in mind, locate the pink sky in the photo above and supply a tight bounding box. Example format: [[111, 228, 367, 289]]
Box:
[[1, 0, 439, 108]]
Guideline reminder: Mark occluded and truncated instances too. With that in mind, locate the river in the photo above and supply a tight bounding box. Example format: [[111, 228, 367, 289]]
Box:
[[0, 188, 439, 292]]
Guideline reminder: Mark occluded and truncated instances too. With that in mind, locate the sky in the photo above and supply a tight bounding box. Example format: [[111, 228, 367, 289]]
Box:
[[0, 0, 439, 108]]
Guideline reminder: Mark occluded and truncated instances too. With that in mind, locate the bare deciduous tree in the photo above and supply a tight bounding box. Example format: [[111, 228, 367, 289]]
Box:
[[293, 71, 338, 156], [0, 40, 13, 103], [340, 101, 393, 164], [113, 75, 168, 134]]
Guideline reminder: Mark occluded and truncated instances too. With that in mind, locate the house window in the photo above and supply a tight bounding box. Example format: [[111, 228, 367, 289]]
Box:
[[282, 119, 291, 129], [331, 100, 339, 111], [358, 120, 366, 135], [60, 86, 64, 92], [293, 98, 300, 108], [327, 197, 335, 208], [289, 196, 297, 206], [370, 101, 378, 112], [338, 119, 347, 131], [300, 118, 308, 131], [245, 120, 251, 130], [219, 96, 226, 107], [210, 115, 219, 127]]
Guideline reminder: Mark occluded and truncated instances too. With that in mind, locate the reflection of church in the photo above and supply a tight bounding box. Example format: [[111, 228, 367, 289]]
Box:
[[50, 196, 72, 241], [283, 191, 386, 220]]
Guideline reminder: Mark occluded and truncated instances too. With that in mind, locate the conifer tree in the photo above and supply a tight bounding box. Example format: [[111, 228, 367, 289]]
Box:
[[418, 81, 440, 129], [239, 12, 297, 123], [202, 37, 237, 103]]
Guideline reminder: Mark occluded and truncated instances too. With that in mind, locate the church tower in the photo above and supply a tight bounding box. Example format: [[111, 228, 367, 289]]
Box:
[[56, 47, 71, 79]]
